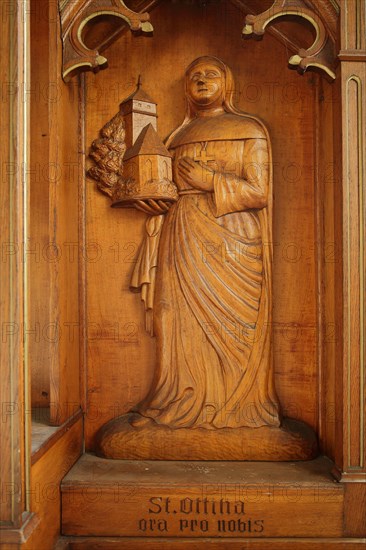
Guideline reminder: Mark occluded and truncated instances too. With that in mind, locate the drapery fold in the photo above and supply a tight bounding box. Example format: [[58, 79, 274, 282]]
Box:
[[131, 136, 280, 429], [130, 214, 164, 335], [139, 193, 279, 428]]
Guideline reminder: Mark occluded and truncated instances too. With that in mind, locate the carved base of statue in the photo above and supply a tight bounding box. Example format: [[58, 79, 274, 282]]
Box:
[[95, 413, 318, 461]]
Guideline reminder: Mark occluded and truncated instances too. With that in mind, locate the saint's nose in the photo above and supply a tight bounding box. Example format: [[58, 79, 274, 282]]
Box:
[[197, 77, 206, 85]]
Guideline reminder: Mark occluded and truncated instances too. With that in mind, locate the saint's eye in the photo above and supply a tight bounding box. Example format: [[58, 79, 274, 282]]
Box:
[[206, 71, 220, 78]]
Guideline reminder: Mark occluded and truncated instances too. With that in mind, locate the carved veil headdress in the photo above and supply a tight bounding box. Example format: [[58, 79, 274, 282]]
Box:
[[166, 55, 268, 145]]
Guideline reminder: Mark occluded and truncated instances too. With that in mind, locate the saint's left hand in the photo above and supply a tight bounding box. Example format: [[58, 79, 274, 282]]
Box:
[[177, 157, 214, 191]]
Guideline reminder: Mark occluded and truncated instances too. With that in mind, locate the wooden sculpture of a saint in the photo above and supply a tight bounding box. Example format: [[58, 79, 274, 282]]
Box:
[[94, 56, 317, 460]]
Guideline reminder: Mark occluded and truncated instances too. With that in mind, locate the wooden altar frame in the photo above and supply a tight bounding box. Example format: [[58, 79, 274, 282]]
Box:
[[0, 0, 364, 547]]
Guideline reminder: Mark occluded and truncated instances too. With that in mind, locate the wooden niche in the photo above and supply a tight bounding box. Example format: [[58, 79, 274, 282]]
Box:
[[83, 0, 328, 452]]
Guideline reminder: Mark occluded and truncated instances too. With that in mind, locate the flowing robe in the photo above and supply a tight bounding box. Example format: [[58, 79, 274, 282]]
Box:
[[131, 113, 281, 429]]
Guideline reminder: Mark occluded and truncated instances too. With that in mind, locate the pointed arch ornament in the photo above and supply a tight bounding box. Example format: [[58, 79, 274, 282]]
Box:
[[242, 0, 338, 80], [59, 0, 339, 81], [59, 0, 154, 81]]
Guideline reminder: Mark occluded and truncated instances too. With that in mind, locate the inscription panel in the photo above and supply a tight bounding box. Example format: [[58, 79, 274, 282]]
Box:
[[62, 483, 343, 538], [138, 495, 264, 536]]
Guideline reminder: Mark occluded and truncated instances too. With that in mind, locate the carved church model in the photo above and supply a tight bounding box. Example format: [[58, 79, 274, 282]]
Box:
[[113, 82, 177, 206]]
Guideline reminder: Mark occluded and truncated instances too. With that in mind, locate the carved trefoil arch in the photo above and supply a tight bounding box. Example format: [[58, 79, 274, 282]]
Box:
[[59, 0, 154, 80], [242, 0, 338, 80], [58, 0, 339, 81]]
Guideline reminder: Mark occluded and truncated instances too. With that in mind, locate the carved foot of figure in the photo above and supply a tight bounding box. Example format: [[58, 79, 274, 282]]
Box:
[[95, 413, 319, 461]]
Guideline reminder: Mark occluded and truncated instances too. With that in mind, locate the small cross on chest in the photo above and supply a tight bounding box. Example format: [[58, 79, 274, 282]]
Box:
[[194, 142, 215, 165]]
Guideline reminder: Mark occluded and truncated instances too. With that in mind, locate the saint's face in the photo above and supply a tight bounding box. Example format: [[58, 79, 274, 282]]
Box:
[[186, 63, 225, 107]]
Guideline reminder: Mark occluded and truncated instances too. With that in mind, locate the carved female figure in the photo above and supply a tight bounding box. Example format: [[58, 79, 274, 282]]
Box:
[[131, 56, 281, 430]]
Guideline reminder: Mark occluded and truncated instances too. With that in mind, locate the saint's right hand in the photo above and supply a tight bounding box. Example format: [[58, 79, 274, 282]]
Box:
[[177, 157, 214, 191]]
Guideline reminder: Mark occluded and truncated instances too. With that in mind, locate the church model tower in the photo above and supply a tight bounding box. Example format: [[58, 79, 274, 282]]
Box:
[[88, 78, 178, 206], [119, 77, 158, 148]]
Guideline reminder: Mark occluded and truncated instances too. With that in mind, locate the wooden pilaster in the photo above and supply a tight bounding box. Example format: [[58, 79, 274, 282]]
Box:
[[335, 0, 366, 492], [0, 0, 37, 544]]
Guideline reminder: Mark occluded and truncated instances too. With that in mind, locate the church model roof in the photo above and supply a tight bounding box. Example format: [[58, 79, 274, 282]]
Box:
[[123, 124, 172, 161], [120, 78, 157, 107]]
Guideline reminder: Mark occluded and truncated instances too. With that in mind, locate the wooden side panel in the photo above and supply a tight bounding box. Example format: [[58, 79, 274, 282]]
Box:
[[343, 483, 366, 537], [23, 418, 83, 550], [48, 29, 81, 426], [84, 0, 318, 448], [29, 0, 52, 408], [0, 0, 28, 531], [28, 0, 81, 424], [332, 61, 345, 476], [315, 74, 339, 460]]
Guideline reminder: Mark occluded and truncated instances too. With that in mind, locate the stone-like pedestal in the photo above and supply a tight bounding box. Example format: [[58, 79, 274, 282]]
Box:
[[95, 414, 318, 461]]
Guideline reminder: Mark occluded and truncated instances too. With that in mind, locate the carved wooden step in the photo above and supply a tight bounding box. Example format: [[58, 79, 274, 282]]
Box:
[[61, 454, 343, 539]]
